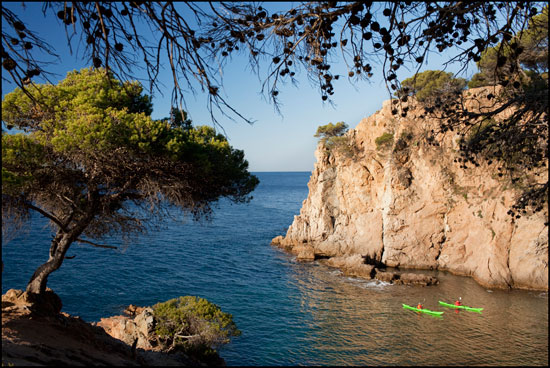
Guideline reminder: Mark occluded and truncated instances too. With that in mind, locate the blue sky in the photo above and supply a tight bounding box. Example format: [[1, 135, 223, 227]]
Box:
[[1, 2, 477, 172]]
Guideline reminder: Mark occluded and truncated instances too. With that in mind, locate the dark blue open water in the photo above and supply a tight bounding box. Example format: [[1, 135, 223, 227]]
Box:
[[2, 172, 548, 366]]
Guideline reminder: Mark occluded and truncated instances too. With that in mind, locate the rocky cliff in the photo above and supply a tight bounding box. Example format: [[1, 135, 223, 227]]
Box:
[[273, 87, 548, 291]]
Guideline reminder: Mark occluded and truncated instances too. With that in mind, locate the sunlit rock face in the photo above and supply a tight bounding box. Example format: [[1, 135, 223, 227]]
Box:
[[273, 89, 548, 291]]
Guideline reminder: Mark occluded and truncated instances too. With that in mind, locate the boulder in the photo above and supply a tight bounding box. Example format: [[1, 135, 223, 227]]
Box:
[[271, 235, 284, 246], [295, 245, 315, 262], [325, 254, 375, 279], [374, 270, 400, 283], [397, 272, 439, 286], [97, 307, 155, 350], [345, 264, 375, 279]]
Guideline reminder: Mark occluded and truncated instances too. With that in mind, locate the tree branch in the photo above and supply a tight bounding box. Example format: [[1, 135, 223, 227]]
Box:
[[174, 333, 200, 339], [76, 238, 118, 249], [24, 201, 68, 232]]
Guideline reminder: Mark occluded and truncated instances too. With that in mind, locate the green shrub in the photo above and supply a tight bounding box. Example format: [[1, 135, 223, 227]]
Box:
[[326, 135, 356, 158], [325, 135, 347, 149], [375, 132, 394, 150], [314, 121, 348, 139], [464, 119, 496, 146], [468, 72, 494, 88], [396, 70, 467, 103], [153, 296, 241, 360], [314, 122, 357, 158]]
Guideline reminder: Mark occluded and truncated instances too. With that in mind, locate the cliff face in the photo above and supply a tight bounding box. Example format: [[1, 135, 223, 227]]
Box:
[[273, 88, 548, 291]]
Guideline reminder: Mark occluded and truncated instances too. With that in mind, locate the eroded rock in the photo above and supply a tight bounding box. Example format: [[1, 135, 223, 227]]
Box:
[[324, 254, 376, 279], [2, 288, 62, 316], [274, 89, 548, 291], [97, 307, 156, 350], [397, 273, 439, 286], [319, 255, 438, 285]]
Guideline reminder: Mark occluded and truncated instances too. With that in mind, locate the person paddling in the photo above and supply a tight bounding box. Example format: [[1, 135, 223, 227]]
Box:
[[454, 297, 462, 313], [417, 302, 423, 310]]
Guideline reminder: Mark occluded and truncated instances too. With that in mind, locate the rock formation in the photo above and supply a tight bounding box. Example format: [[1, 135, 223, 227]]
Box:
[[2, 289, 214, 366], [273, 87, 548, 291], [96, 305, 157, 351]]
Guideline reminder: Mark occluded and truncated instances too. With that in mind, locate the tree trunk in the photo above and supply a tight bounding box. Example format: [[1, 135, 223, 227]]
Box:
[[25, 192, 98, 297], [26, 232, 73, 295]]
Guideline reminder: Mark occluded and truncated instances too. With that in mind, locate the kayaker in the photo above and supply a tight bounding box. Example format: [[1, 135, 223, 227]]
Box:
[[454, 297, 462, 306], [417, 302, 423, 309]]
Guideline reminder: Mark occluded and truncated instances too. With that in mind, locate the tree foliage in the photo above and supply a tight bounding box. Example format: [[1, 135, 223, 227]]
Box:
[[1, 67, 259, 297], [314, 121, 355, 157], [162, 107, 193, 131], [414, 6, 548, 220], [314, 121, 348, 139], [153, 296, 240, 361], [375, 132, 394, 150], [469, 5, 548, 89], [397, 70, 467, 103]]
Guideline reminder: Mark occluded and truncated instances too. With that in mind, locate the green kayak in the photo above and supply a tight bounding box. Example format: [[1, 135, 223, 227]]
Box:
[[402, 304, 444, 316], [438, 301, 483, 312]]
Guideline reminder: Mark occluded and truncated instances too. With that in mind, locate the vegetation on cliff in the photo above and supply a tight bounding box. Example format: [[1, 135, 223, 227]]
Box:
[[153, 296, 240, 362], [468, 6, 548, 89], [375, 132, 395, 150], [2, 289, 232, 366], [387, 6, 548, 219], [314, 121, 349, 140], [396, 70, 467, 103], [314, 122, 358, 158], [1, 67, 259, 299]]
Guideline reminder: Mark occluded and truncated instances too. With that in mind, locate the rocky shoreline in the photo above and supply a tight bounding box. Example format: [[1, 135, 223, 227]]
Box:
[[272, 88, 548, 291], [271, 240, 439, 286], [1, 289, 221, 366]]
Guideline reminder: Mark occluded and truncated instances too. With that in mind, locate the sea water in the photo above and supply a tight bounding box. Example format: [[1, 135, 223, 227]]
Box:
[[2, 172, 548, 365]]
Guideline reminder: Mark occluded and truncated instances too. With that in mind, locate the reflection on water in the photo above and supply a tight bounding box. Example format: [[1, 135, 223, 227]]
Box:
[[260, 257, 549, 366]]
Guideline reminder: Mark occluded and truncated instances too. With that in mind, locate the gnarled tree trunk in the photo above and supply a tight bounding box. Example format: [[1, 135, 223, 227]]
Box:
[[25, 193, 98, 297], [26, 232, 73, 295]]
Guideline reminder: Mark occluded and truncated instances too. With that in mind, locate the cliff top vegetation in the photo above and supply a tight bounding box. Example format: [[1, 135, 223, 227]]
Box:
[[314, 121, 349, 140]]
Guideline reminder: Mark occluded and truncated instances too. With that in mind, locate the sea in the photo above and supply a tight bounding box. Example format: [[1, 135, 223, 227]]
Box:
[[2, 172, 548, 366]]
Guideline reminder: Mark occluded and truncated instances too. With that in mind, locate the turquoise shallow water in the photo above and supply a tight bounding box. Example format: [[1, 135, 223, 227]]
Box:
[[2, 172, 548, 366]]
